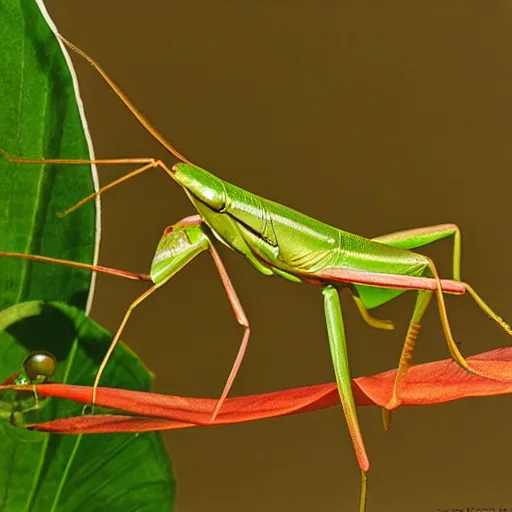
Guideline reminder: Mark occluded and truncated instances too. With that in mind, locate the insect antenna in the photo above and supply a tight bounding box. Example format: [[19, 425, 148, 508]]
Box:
[[57, 34, 192, 166]]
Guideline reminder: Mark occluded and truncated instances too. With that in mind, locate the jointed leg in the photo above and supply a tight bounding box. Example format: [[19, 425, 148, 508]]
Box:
[[462, 284, 511, 335], [146, 214, 250, 422], [426, 258, 509, 383], [384, 256, 505, 431], [155, 214, 250, 421], [0, 251, 151, 281], [0, 149, 155, 168], [207, 243, 250, 422], [428, 258, 479, 372], [375, 224, 510, 344], [383, 290, 433, 429], [0, 149, 178, 216], [92, 281, 168, 404], [1, 214, 253, 414], [373, 224, 510, 427], [322, 285, 369, 512], [62, 159, 179, 216], [372, 223, 461, 279], [0, 249, 157, 405], [87, 222, 250, 411], [352, 294, 394, 331]]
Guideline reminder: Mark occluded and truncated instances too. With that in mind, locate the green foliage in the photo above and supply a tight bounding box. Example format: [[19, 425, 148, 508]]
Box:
[[0, 0, 97, 311], [0, 2, 176, 510], [0, 301, 175, 512]]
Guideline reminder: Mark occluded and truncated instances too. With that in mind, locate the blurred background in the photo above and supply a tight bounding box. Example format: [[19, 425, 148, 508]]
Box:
[[44, 1, 511, 510]]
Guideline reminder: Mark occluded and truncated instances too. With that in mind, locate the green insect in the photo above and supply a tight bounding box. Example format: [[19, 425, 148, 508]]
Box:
[[1, 35, 510, 511]]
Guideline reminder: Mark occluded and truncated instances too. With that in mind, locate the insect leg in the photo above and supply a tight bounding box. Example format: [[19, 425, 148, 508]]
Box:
[[372, 223, 461, 277], [461, 284, 511, 335], [61, 160, 177, 216], [152, 218, 250, 421], [0, 149, 178, 217], [374, 224, 510, 336], [0, 251, 151, 281], [0, 149, 155, 169], [322, 285, 369, 512], [92, 280, 168, 405], [427, 259, 510, 382], [383, 290, 433, 430], [351, 294, 394, 331], [207, 243, 250, 422]]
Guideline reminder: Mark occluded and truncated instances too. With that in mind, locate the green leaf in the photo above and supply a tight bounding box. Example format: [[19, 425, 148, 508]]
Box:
[[0, 0, 99, 312], [0, 300, 175, 512], [0, 4, 174, 510]]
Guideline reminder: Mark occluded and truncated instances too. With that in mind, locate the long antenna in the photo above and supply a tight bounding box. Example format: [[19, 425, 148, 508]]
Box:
[[58, 34, 192, 165]]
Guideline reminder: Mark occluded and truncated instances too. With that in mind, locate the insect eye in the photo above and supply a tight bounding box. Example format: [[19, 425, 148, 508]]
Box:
[[163, 226, 174, 235]]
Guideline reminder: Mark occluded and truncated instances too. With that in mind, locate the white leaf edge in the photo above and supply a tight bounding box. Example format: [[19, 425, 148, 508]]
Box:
[[34, 0, 101, 316]]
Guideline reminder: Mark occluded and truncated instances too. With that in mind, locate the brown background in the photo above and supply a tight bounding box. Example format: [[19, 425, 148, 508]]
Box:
[[44, 1, 511, 511]]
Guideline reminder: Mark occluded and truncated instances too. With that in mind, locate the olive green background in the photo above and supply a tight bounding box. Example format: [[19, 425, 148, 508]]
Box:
[[44, 2, 511, 511]]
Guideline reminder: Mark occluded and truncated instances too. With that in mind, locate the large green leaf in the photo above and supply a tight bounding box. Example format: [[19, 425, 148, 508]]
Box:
[[0, 301, 175, 512], [0, 0, 99, 312], [0, 4, 174, 510]]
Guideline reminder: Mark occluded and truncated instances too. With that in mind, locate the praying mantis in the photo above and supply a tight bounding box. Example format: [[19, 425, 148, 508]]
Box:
[[1, 34, 510, 511]]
